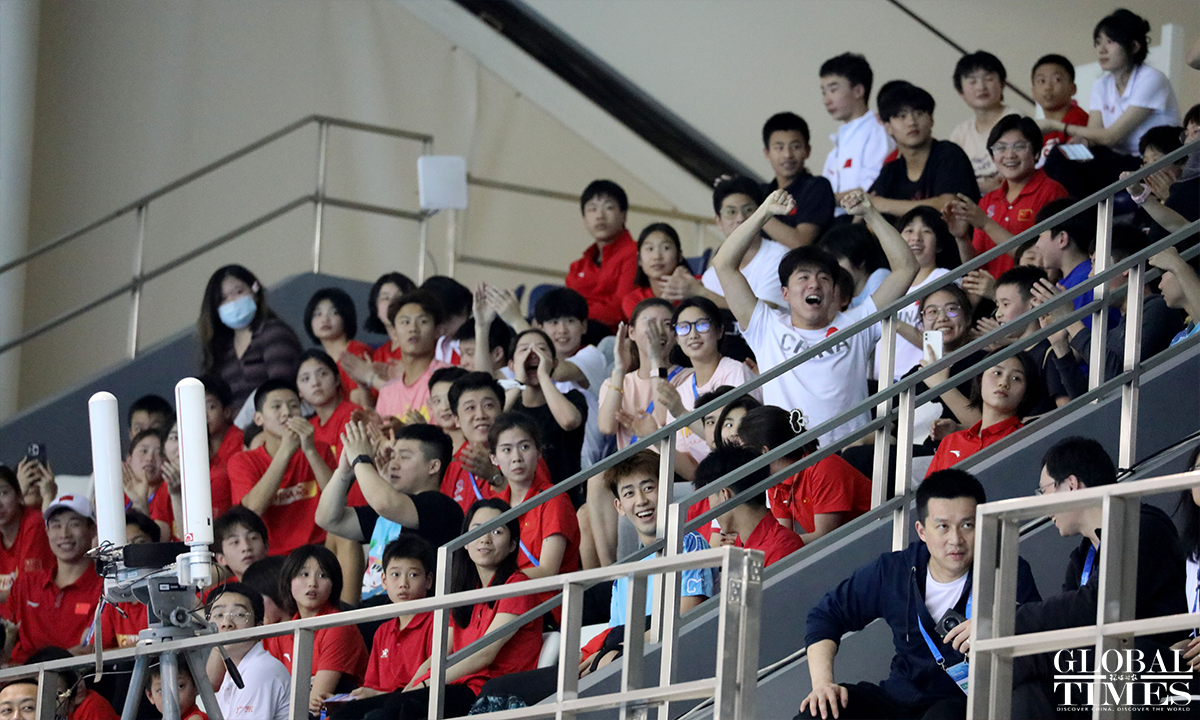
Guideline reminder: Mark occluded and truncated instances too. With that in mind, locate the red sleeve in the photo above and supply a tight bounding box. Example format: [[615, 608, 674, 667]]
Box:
[[766, 485, 790, 521], [579, 627, 612, 665], [226, 452, 259, 505], [363, 643, 381, 689], [807, 459, 858, 516], [1064, 105, 1090, 125], [540, 495, 581, 549], [493, 575, 539, 617], [925, 442, 955, 477], [1, 575, 21, 622], [315, 623, 369, 679], [590, 255, 639, 330], [72, 690, 120, 720], [148, 488, 174, 531]]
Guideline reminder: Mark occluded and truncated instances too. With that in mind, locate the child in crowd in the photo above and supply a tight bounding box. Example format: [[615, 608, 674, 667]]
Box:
[[297, 349, 361, 466], [1, 495, 102, 663], [944, 114, 1068, 278], [566, 180, 638, 333], [463, 308, 514, 379], [714, 395, 763, 450], [304, 287, 374, 408], [1150, 248, 1200, 347], [262, 545, 368, 713], [205, 582, 291, 720], [869, 83, 980, 218], [948, 51, 1012, 193], [696, 177, 789, 309], [421, 275, 473, 366], [147, 664, 207, 720], [337, 536, 436, 715], [694, 446, 805, 566], [621, 223, 691, 321], [123, 428, 179, 542], [819, 52, 892, 215], [487, 413, 581, 579], [241, 556, 288, 625], [23, 646, 120, 719], [818, 223, 891, 309], [737, 405, 871, 544], [1031, 199, 1115, 332], [504, 329, 587, 485], [316, 421, 461, 601], [375, 291, 452, 421], [428, 366, 468, 451], [227, 379, 333, 557], [202, 374, 243, 517], [714, 189, 919, 446], [532, 287, 609, 392], [905, 285, 988, 441], [695, 386, 736, 451], [0, 466, 53, 604], [759, 112, 836, 247], [1030, 54, 1088, 155], [127, 394, 174, 439], [985, 266, 1071, 411], [926, 351, 1040, 475], [213, 506, 269, 582]]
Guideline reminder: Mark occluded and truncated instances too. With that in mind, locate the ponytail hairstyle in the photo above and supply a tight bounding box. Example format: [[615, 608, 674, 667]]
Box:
[[450, 499, 521, 628], [634, 223, 684, 288], [735, 405, 819, 462], [1093, 8, 1152, 66]]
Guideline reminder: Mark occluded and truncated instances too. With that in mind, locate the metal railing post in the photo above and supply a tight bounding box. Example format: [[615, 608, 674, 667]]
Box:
[[128, 203, 147, 359], [428, 546, 452, 720], [892, 386, 915, 549], [1089, 197, 1114, 390], [312, 120, 329, 274], [649, 435, 678, 643], [873, 316, 899, 507], [620, 573, 648, 720], [418, 214, 430, 283], [1119, 261, 1144, 470], [288, 629, 315, 720], [655, 503, 685, 720], [446, 209, 457, 279], [36, 668, 62, 720], [556, 581, 585, 720]]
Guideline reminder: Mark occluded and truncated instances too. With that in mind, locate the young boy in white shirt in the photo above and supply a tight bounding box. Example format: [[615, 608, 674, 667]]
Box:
[[948, 51, 1011, 194], [819, 53, 893, 216], [713, 189, 918, 446]]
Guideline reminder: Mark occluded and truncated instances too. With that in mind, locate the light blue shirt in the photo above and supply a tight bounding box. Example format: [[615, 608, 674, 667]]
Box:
[[609, 532, 717, 627], [1171, 322, 1199, 347]]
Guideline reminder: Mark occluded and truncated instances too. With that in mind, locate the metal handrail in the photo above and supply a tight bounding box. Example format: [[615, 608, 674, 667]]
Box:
[[0, 546, 763, 720]]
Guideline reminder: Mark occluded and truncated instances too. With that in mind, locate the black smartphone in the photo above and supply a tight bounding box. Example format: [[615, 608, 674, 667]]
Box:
[[24, 442, 47, 467]]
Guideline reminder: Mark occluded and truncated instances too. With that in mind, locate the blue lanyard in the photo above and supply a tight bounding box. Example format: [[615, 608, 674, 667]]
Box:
[[691, 374, 699, 401], [125, 486, 157, 511], [467, 473, 484, 500], [917, 591, 971, 668], [518, 540, 540, 567], [1080, 545, 1096, 586], [630, 367, 684, 445], [1192, 563, 1199, 639]]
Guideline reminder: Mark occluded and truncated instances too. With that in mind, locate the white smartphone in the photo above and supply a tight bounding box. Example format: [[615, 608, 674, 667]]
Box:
[[923, 330, 944, 361], [1058, 144, 1094, 162]]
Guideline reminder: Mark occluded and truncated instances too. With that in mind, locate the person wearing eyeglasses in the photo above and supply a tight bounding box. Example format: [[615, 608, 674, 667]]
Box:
[[944, 115, 1069, 280], [205, 582, 290, 720]]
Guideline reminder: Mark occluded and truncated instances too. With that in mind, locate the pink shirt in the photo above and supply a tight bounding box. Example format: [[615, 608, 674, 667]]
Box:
[[672, 356, 761, 461], [375, 360, 451, 420], [599, 367, 692, 451]]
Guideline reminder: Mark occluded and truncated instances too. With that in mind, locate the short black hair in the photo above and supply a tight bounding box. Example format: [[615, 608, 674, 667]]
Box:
[[129, 394, 174, 429], [206, 581, 265, 626], [241, 556, 286, 615], [200, 374, 234, 409], [1185, 104, 1200, 129], [365, 272, 417, 335], [953, 50, 1007, 94], [762, 112, 810, 147], [580, 180, 629, 214], [1094, 9, 1151, 66], [916, 469, 987, 523], [818, 223, 888, 274], [712, 176, 765, 216], [393, 423, 454, 478], [995, 265, 1048, 303], [967, 350, 1042, 419], [253, 379, 299, 412], [126, 509, 161, 543], [428, 366, 468, 391], [693, 445, 768, 507], [0, 466, 18, 496], [213, 506, 269, 550], [382, 534, 436, 577], [420, 277, 472, 321], [448, 371, 504, 415], [778, 246, 841, 289], [486, 411, 543, 453], [819, 52, 874, 98], [533, 287, 589, 324], [1032, 54, 1076, 82], [303, 286, 358, 344], [897, 206, 963, 270], [279, 544, 343, 616], [388, 289, 445, 328], [459, 316, 514, 363], [1138, 125, 1184, 158], [987, 114, 1043, 156], [695, 385, 736, 416], [1042, 436, 1117, 488], [878, 82, 935, 122], [1035, 198, 1093, 253], [1107, 224, 1145, 263]]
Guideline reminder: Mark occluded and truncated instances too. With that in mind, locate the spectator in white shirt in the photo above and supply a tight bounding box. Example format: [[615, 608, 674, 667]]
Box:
[[819, 53, 893, 216], [206, 582, 291, 720]]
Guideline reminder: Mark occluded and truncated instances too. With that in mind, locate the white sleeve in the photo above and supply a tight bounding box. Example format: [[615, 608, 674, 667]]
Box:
[[701, 266, 724, 296], [1128, 67, 1173, 111], [270, 675, 291, 720], [858, 121, 892, 191], [742, 300, 775, 353]]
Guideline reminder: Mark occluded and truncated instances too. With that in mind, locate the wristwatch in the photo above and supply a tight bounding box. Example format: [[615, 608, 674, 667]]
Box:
[[351, 454, 374, 468], [655, 367, 668, 379]]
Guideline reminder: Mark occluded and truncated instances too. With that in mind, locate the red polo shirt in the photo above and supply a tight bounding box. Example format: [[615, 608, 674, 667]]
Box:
[[210, 426, 245, 518], [310, 400, 367, 507], [263, 603, 369, 683], [926, 416, 1024, 476], [70, 689, 120, 720], [497, 474, 581, 575], [227, 442, 333, 555], [440, 447, 554, 514], [684, 497, 742, 546], [0, 506, 54, 596], [744, 512, 804, 567], [972, 169, 1068, 278], [2, 564, 103, 663], [766, 455, 872, 535], [363, 611, 434, 692], [1041, 104, 1090, 148], [565, 230, 639, 331], [99, 600, 149, 648]]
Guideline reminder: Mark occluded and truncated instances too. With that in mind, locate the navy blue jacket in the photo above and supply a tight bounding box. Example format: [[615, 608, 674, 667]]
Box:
[[806, 540, 1041, 708]]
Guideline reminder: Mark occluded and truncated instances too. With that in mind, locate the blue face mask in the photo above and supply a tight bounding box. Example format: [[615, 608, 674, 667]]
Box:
[[218, 294, 257, 330]]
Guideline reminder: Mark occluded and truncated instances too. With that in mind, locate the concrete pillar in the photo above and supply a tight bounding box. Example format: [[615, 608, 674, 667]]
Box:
[[0, 0, 39, 419]]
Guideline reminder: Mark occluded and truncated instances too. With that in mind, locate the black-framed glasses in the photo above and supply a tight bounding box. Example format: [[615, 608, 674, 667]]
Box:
[[674, 319, 713, 336]]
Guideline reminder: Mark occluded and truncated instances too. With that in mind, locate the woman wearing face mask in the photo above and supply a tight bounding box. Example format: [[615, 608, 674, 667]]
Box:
[[198, 265, 303, 417]]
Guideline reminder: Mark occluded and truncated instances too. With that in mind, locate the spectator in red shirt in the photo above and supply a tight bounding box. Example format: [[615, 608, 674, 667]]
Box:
[[944, 114, 1068, 278], [926, 352, 1040, 475], [122, 428, 179, 544], [298, 350, 361, 463], [95, 511, 158, 649], [0, 466, 53, 604], [147, 664, 208, 720], [566, 180, 638, 333], [737, 406, 872, 544], [213, 506, 269, 582], [693, 446, 804, 566], [263, 544, 368, 714], [202, 375, 243, 518], [126, 394, 174, 440], [1031, 55, 1089, 153], [1, 495, 102, 664], [227, 380, 333, 557], [427, 367, 468, 453], [620, 223, 690, 322], [24, 646, 120, 720], [305, 287, 374, 409], [0, 679, 38, 719]]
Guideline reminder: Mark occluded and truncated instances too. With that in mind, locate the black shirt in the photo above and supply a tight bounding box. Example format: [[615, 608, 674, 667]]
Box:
[[354, 490, 465, 549], [869, 140, 980, 213], [511, 390, 589, 484], [762, 172, 836, 240]]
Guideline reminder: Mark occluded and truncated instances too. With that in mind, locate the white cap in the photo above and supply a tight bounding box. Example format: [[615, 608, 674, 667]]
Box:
[[44, 494, 95, 525]]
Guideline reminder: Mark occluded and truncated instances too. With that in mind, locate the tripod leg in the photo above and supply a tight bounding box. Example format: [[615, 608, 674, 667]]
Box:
[[161, 651, 181, 720], [121, 655, 149, 720], [185, 648, 225, 720]]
